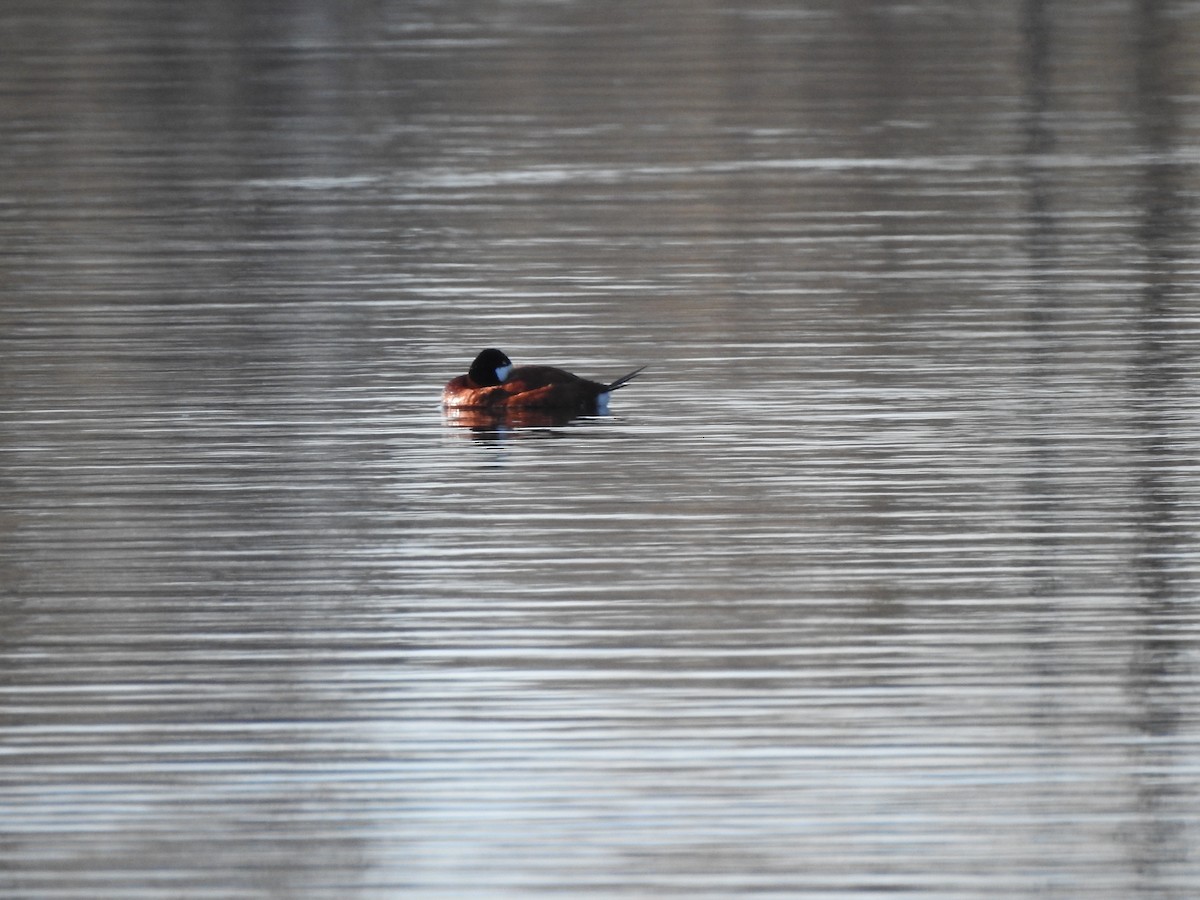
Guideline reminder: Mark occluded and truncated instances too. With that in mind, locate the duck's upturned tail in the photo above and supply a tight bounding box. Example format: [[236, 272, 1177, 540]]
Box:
[[605, 366, 646, 392]]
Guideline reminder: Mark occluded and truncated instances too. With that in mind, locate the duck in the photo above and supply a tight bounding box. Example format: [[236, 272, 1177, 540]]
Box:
[[443, 348, 644, 413]]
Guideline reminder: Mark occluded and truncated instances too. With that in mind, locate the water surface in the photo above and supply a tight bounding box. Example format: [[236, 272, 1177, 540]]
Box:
[[2, 1, 1199, 897]]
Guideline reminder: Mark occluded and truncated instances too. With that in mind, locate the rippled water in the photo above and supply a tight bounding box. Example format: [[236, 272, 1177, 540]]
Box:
[[3, 1, 1200, 897]]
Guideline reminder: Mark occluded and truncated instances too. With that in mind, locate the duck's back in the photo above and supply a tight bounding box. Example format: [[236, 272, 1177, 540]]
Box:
[[498, 366, 606, 409]]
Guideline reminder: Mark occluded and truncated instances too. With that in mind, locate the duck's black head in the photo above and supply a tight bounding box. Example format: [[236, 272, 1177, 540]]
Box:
[[468, 348, 514, 386]]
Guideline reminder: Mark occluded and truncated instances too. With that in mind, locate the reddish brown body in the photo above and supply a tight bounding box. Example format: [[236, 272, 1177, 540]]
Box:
[[444, 366, 610, 410], [442, 349, 644, 413]]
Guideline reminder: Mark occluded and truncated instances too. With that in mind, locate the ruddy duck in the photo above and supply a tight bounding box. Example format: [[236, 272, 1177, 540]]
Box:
[[443, 348, 644, 413]]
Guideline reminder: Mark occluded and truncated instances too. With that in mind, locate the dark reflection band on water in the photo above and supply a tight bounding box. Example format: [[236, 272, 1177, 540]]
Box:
[[2, 0, 1200, 898], [1127, 2, 1196, 886]]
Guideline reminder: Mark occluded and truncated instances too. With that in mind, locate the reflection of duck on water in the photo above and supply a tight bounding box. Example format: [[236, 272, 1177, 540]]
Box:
[[444, 405, 589, 432], [442, 348, 645, 415]]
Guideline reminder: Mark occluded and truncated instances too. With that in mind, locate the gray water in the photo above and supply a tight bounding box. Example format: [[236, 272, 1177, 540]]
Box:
[[3, 2, 1200, 897]]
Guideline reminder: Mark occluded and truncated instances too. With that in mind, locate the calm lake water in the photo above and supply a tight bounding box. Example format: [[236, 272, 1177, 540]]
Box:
[[3, 1, 1200, 897]]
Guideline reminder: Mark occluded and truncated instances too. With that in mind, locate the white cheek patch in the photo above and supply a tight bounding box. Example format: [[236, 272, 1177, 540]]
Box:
[[596, 392, 611, 413], [495, 364, 514, 382]]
